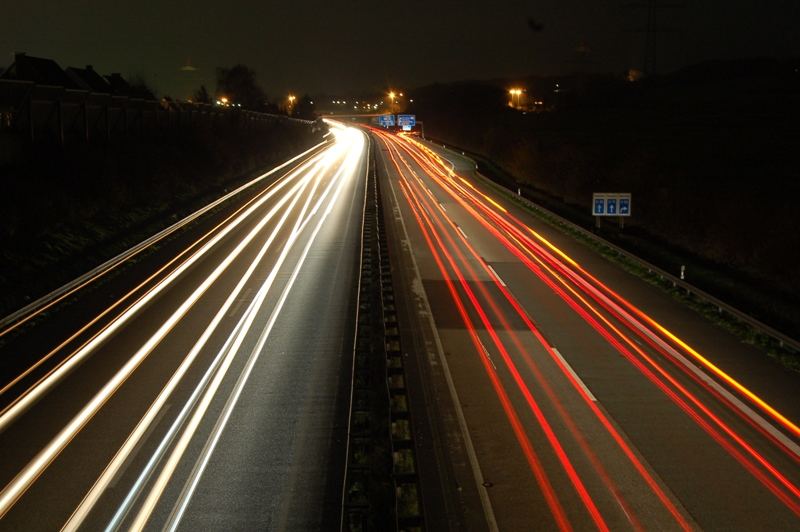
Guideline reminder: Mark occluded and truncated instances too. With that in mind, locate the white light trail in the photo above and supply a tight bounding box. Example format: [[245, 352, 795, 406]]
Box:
[[62, 138, 333, 531], [0, 151, 326, 433], [0, 145, 343, 518], [131, 128, 364, 530]]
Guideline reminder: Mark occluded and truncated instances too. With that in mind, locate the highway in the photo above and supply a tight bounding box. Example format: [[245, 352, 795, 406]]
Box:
[[373, 129, 800, 531], [0, 122, 367, 530]]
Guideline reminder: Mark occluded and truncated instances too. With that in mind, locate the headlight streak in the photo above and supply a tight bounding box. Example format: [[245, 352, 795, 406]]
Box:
[[0, 150, 327, 433], [0, 145, 341, 518], [130, 128, 364, 531], [381, 131, 800, 516], [0, 141, 329, 341], [61, 135, 343, 531], [1, 149, 328, 401], [165, 133, 364, 531], [108, 153, 333, 531]]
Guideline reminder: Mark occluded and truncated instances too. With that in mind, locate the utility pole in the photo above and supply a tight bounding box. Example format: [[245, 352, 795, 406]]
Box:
[[624, 0, 683, 76]]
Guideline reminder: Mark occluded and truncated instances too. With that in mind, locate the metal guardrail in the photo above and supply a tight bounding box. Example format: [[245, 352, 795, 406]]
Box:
[[430, 140, 800, 355], [341, 138, 424, 531]]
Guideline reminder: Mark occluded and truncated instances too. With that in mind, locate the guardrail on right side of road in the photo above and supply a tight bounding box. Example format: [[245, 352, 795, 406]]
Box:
[[430, 140, 800, 356]]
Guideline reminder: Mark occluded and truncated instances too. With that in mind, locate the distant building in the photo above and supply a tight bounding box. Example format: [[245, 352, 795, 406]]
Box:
[[0, 52, 78, 88], [1, 53, 154, 100], [65, 65, 112, 93], [105, 72, 154, 99]]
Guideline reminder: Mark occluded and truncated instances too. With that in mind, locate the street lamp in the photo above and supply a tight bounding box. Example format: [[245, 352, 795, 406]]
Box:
[[288, 94, 296, 113], [508, 88, 523, 109]]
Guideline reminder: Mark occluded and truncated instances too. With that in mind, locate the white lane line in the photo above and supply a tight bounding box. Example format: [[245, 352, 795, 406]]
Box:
[[486, 264, 506, 287], [227, 288, 252, 318], [456, 225, 468, 241], [478, 339, 497, 370], [438, 202, 447, 212], [551, 347, 596, 402]]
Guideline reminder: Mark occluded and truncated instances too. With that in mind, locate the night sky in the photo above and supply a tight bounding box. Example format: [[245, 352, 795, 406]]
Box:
[[3, 0, 798, 99]]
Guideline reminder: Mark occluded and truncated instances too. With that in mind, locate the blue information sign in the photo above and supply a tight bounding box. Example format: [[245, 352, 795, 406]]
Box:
[[397, 114, 416, 130], [376, 114, 395, 127], [592, 192, 631, 217], [619, 198, 630, 215]]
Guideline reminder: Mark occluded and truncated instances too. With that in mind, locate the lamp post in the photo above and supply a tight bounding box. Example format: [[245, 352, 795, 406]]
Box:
[[287, 94, 296, 114]]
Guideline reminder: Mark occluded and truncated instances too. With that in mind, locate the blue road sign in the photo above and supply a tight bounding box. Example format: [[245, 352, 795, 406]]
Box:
[[376, 114, 395, 127], [397, 114, 416, 128], [592, 192, 631, 217]]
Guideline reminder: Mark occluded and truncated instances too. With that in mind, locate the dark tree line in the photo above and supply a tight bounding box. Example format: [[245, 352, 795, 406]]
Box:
[[191, 64, 316, 119]]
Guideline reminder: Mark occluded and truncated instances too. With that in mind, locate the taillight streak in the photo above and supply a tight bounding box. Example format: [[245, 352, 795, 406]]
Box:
[[396, 177, 573, 531], [396, 163, 612, 530], [385, 133, 800, 515], [403, 133, 799, 443]]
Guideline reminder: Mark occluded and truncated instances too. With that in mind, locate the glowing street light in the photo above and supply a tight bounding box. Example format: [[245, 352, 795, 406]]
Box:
[[388, 90, 401, 113], [508, 88, 524, 108]]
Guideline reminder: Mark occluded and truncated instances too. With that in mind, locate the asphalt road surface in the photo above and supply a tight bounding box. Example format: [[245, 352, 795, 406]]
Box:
[[373, 128, 800, 531], [0, 123, 367, 530]]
